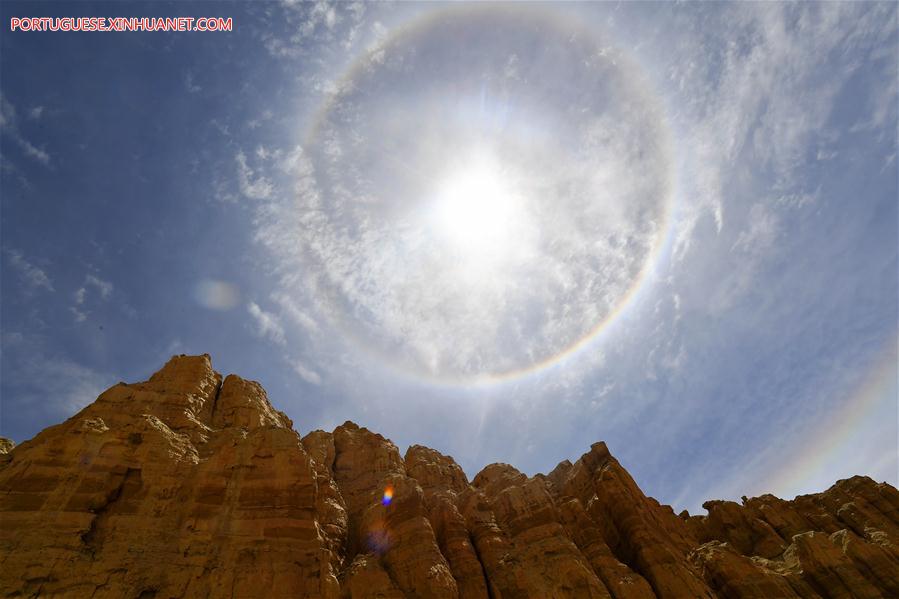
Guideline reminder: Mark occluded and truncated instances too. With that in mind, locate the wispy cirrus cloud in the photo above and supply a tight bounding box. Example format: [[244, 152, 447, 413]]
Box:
[[291, 358, 322, 385], [0, 332, 114, 441], [659, 3, 889, 264], [4, 248, 54, 292], [70, 274, 114, 323], [247, 301, 286, 346], [235, 151, 274, 200], [0, 94, 51, 166]]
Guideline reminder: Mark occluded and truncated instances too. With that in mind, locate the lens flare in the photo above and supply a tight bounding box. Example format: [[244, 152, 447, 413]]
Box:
[[366, 518, 391, 554], [382, 484, 394, 506], [192, 279, 240, 311]]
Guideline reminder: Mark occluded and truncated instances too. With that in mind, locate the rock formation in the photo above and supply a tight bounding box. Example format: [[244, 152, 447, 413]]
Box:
[[0, 354, 896, 598]]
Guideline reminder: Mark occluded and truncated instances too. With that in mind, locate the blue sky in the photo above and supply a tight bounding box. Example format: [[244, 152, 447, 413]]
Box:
[[1, 1, 896, 513]]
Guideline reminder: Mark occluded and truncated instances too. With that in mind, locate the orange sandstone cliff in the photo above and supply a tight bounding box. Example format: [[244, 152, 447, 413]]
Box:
[[0, 354, 896, 598]]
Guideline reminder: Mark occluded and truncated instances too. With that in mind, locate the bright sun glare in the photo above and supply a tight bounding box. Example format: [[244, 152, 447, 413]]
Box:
[[432, 160, 520, 260]]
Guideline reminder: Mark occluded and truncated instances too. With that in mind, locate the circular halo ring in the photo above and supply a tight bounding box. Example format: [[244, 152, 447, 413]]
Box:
[[297, 4, 678, 387]]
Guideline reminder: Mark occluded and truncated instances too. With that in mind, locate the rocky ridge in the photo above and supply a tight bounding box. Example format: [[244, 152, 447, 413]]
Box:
[[0, 354, 896, 598]]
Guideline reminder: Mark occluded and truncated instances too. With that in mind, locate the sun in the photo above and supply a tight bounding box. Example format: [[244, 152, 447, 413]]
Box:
[[431, 158, 521, 261]]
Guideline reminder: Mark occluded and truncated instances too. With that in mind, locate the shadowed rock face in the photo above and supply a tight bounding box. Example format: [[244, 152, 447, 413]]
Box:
[[0, 355, 896, 598]]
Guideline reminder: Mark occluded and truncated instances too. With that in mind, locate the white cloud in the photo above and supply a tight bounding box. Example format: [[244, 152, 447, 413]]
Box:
[[366, 21, 389, 65], [776, 192, 817, 209], [235, 151, 273, 200], [70, 274, 113, 322], [247, 302, 286, 345], [44, 359, 109, 412], [0, 334, 114, 431], [0, 95, 51, 165], [272, 292, 319, 333], [263, 0, 376, 59], [28, 106, 44, 119], [291, 359, 322, 385], [85, 274, 113, 299], [732, 203, 779, 255], [184, 71, 201, 94], [5, 249, 54, 292], [0, 95, 12, 129], [19, 140, 50, 165], [666, 3, 879, 263]]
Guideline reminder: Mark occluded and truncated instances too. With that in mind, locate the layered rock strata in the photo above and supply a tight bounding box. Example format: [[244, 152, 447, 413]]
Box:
[[1, 355, 896, 598]]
